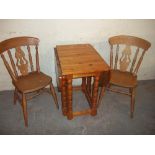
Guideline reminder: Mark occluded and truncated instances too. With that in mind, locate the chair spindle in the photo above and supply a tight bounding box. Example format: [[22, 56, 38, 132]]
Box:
[[130, 47, 139, 73], [134, 50, 146, 74], [1, 54, 17, 82], [7, 49, 18, 77], [35, 45, 40, 72], [110, 45, 113, 69], [27, 45, 34, 72], [114, 44, 119, 69]]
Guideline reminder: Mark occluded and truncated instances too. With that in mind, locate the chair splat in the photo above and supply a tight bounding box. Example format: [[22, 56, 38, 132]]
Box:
[[15, 47, 28, 76], [119, 45, 131, 71]]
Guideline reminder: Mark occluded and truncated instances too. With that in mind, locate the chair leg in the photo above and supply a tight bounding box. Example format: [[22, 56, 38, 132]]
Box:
[[14, 88, 17, 105], [107, 83, 112, 89], [50, 83, 59, 109], [130, 88, 136, 118], [97, 86, 105, 107], [22, 93, 28, 127]]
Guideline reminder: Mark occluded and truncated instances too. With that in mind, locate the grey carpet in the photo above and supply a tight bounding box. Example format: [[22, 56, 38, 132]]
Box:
[[0, 80, 155, 135]]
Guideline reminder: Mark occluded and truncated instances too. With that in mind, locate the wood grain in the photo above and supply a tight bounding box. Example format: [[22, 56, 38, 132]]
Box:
[[99, 35, 151, 118], [55, 44, 110, 119], [0, 36, 58, 127], [56, 44, 109, 77]]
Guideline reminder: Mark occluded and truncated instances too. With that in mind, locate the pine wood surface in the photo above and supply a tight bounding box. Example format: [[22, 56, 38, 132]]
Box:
[[0, 36, 59, 127], [56, 44, 109, 77], [98, 35, 151, 118], [55, 44, 110, 120]]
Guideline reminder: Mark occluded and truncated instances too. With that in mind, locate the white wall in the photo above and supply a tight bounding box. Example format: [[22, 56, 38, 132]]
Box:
[[0, 19, 155, 90]]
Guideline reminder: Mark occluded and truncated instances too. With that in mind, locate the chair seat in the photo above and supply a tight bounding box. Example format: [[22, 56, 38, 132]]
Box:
[[110, 70, 137, 88], [13, 72, 52, 93]]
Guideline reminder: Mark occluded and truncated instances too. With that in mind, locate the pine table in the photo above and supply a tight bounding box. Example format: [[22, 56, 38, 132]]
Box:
[[55, 44, 110, 120]]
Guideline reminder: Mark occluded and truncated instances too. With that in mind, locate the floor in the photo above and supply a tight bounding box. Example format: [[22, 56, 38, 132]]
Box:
[[0, 80, 155, 135]]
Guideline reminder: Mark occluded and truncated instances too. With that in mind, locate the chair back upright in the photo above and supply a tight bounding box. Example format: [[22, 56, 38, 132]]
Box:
[[0, 37, 40, 82], [109, 35, 151, 74]]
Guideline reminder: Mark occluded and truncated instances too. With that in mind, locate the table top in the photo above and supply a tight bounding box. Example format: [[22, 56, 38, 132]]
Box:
[[55, 44, 109, 77]]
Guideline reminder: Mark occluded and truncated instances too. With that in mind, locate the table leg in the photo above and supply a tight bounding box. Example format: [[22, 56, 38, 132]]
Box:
[[66, 75, 73, 120], [91, 74, 100, 116], [61, 76, 67, 116], [87, 77, 92, 95], [82, 77, 86, 92]]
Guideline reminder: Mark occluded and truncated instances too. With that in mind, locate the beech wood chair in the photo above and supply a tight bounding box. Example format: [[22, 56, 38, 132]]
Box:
[[98, 35, 151, 118], [0, 36, 59, 127]]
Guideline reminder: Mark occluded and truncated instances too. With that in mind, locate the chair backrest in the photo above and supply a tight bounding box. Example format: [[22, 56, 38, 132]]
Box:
[[108, 35, 151, 75], [0, 36, 40, 82]]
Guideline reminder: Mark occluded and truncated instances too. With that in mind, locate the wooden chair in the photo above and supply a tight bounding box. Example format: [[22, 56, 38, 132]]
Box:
[[0, 36, 59, 127], [98, 35, 151, 118]]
